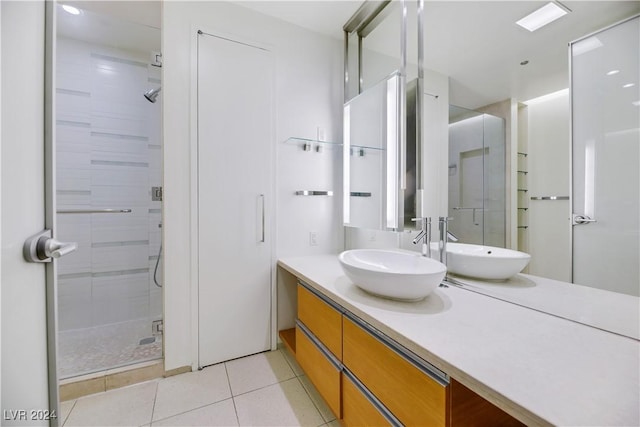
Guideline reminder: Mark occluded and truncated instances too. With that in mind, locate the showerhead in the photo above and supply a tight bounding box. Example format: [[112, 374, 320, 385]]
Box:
[[144, 87, 161, 103]]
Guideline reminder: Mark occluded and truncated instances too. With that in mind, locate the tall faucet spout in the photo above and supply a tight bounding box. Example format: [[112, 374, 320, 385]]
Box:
[[411, 217, 431, 257]]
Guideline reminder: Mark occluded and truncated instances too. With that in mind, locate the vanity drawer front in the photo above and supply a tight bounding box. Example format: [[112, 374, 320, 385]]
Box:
[[342, 369, 400, 427], [295, 323, 341, 418], [297, 283, 342, 358], [343, 316, 448, 427]]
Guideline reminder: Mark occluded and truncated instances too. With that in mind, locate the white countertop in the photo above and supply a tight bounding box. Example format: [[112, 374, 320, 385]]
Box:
[[278, 255, 640, 427], [447, 273, 640, 340]]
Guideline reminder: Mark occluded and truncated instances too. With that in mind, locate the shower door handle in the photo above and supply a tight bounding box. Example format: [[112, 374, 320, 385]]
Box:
[[258, 194, 265, 243], [23, 229, 78, 263], [572, 214, 597, 226]]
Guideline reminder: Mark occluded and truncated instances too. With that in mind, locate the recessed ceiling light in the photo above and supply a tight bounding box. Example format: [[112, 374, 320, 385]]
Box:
[[606, 70, 620, 76], [516, 2, 569, 32], [623, 83, 635, 88], [633, 100, 640, 107], [62, 4, 81, 15]]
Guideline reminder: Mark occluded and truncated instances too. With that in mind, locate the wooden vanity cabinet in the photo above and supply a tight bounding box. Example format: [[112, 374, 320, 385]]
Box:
[[297, 283, 342, 358], [295, 283, 343, 419], [343, 316, 448, 427], [291, 280, 524, 427], [295, 323, 341, 417]]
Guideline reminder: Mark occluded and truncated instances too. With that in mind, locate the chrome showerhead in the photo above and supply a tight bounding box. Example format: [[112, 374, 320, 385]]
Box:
[[144, 87, 161, 103]]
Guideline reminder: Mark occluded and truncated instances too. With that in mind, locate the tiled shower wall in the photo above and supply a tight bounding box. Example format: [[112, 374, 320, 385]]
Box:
[[56, 37, 162, 332]]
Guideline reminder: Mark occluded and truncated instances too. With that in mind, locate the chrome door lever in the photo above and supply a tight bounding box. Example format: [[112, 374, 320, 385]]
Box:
[[23, 229, 78, 263], [572, 214, 597, 225]]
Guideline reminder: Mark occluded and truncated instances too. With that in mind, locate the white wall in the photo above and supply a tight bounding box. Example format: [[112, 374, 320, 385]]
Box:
[[162, 1, 343, 370], [1, 1, 50, 423], [526, 91, 571, 282]]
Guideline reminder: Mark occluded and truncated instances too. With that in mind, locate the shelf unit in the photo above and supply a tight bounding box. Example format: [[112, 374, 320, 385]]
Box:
[[517, 152, 529, 243], [284, 136, 341, 152]]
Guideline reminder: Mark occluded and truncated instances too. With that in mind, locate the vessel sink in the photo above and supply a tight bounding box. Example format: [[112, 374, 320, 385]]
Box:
[[441, 242, 531, 280], [338, 249, 446, 301]]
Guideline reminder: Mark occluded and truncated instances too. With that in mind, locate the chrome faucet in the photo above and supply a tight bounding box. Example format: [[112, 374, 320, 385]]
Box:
[[438, 217, 456, 265], [411, 217, 431, 257]]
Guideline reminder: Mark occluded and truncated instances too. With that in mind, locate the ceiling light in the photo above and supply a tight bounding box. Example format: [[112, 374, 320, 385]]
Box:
[[606, 70, 620, 76], [516, 2, 569, 32], [633, 101, 640, 107], [62, 4, 80, 15], [623, 83, 635, 88]]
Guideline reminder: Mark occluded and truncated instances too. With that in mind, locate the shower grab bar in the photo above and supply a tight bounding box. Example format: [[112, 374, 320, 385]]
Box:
[[295, 190, 333, 196], [530, 196, 569, 201], [57, 209, 132, 214]]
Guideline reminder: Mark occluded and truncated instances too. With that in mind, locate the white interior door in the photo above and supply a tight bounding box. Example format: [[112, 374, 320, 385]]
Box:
[[197, 32, 273, 367], [571, 16, 639, 296], [1, 1, 58, 424]]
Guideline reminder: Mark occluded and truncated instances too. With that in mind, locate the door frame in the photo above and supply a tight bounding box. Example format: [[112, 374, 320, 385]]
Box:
[[44, 1, 61, 422], [189, 26, 277, 370]]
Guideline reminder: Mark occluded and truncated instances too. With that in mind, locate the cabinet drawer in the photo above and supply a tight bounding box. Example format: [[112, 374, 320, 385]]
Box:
[[295, 323, 341, 418], [343, 316, 448, 427], [297, 283, 342, 359], [342, 369, 399, 427]]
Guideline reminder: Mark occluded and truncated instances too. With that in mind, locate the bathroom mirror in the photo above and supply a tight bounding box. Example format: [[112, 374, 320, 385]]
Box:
[[343, 72, 402, 230], [343, 0, 422, 232], [352, 0, 639, 337]]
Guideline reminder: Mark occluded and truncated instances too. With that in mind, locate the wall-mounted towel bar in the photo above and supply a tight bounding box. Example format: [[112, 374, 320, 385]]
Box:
[[530, 196, 569, 201], [350, 192, 372, 197], [57, 209, 132, 214], [295, 191, 333, 196]]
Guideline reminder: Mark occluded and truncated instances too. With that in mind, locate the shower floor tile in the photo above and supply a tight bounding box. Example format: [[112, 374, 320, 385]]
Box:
[[58, 318, 162, 379]]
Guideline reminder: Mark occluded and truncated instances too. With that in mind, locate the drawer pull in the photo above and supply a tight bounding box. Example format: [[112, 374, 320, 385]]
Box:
[[296, 320, 342, 371], [343, 368, 402, 427], [345, 311, 449, 386]]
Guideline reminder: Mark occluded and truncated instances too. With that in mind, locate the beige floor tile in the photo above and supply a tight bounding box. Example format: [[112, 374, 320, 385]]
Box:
[[234, 377, 324, 426], [60, 399, 76, 426], [226, 350, 295, 396], [322, 420, 341, 427], [152, 364, 231, 421], [280, 347, 304, 377], [298, 375, 336, 423], [64, 380, 158, 426], [152, 398, 238, 426]]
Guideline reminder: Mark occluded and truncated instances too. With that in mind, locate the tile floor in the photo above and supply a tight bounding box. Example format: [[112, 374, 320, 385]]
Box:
[[60, 347, 339, 427]]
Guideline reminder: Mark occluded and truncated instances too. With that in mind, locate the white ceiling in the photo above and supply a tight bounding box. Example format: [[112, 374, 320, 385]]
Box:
[[57, 0, 640, 108], [238, 0, 640, 108]]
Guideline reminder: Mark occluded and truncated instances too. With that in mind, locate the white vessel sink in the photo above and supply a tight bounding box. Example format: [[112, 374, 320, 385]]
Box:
[[338, 249, 446, 301], [442, 242, 531, 280]]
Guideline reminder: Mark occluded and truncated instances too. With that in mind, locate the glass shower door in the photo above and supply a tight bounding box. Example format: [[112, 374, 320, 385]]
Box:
[[55, 5, 163, 379], [571, 16, 639, 296], [448, 106, 506, 247]]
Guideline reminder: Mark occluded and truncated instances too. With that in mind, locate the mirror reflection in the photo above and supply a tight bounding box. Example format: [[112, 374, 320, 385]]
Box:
[[347, 0, 639, 337]]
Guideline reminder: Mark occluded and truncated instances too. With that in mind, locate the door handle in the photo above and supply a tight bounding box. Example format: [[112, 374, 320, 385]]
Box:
[[258, 194, 265, 243], [23, 229, 78, 263], [572, 214, 597, 225]]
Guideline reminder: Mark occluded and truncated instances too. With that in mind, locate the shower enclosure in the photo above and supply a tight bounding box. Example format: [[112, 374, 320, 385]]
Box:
[[55, 5, 163, 379], [448, 106, 506, 247]]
